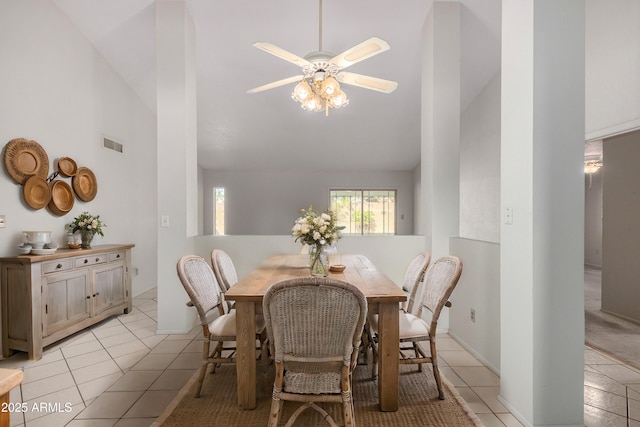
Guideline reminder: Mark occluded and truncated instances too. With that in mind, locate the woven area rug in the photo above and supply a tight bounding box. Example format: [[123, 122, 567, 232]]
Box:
[[155, 361, 482, 426]]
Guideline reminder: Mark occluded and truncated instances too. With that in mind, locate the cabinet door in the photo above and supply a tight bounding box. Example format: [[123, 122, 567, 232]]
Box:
[[42, 270, 91, 337], [93, 261, 126, 316]]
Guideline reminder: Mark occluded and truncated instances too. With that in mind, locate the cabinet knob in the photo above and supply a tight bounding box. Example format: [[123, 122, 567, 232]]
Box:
[[84, 259, 89, 264], [95, 258, 100, 262], [86, 295, 91, 299], [56, 263, 62, 269], [116, 254, 120, 258]]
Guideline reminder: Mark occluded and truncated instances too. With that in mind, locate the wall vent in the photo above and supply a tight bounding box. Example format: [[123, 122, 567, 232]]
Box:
[[103, 137, 123, 153]]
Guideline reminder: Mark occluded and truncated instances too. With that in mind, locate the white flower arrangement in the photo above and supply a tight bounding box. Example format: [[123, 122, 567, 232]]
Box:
[[292, 206, 344, 248], [69, 211, 106, 237]]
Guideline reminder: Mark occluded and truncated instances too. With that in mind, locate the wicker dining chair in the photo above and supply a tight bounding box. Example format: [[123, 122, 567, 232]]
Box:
[[366, 251, 430, 372], [401, 251, 431, 314], [176, 255, 267, 398], [263, 277, 368, 427], [369, 256, 462, 400], [211, 249, 238, 313]]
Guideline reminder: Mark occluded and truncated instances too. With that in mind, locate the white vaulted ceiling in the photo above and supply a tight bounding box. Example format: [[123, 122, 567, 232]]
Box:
[[52, 0, 501, 172]]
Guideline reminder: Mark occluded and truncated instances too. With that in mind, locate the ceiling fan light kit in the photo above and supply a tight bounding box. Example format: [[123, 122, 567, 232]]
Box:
[[247, 0, 397, 116], [291, 59, 349, 114]]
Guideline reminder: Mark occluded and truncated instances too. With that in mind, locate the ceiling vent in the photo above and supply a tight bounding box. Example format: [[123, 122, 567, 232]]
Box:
[[103, 137, 123, 153]]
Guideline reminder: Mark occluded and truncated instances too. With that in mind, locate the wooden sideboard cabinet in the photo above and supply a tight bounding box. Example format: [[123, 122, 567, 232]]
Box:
[[0, 244, 134, 360]]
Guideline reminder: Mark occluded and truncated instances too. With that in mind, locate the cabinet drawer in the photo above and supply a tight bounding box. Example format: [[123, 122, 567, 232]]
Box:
[[109, 251, 125, 262], [42, 259, 74, 274], [74, 254, 107, 268]]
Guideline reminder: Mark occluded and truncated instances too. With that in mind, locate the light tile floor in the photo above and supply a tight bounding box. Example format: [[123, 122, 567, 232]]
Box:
[[1, 287, 639, 426]]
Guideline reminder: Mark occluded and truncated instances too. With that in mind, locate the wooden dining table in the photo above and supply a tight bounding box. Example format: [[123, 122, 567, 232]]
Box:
[[224, 253, 406, 412]]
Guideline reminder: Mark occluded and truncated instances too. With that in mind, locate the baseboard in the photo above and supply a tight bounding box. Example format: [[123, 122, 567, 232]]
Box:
[[447, 331, 500, 376]]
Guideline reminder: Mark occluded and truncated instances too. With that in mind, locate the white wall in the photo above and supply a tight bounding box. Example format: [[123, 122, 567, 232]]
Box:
[[201, 169, 415, 236], [447, 70, 502, 374], [193, 235, 425, 288], [585, 0, 640, 140], [460, 72, 501, 243], [449, 237, 500, 373], [584, 169, 602, 268], [601, 130, 640, 322], [0, 1, 158, 296], [412, 163, 422, 235]]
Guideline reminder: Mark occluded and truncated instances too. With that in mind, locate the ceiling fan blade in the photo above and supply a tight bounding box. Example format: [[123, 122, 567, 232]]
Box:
[[330, 37, 391, 69], [252, 42, 311, 67], [247, 75, 303, 94], [337, 72, 398, 94]]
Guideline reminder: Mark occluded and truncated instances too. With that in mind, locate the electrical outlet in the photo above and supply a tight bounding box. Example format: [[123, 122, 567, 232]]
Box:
[[470, 308, 476, 323]]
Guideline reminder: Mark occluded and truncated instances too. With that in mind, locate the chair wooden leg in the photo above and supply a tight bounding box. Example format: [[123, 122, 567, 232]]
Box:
[[210, 340, 224, 373], [413, 342, 423, 372], [342, 366, 355, 427], [194, 361, 209, 398], [286, 403, 338, 427], [195, 338, 211, 398], [370, 341, 377, 379], [259, 330, 269, 366], [361, 322, 371, 365], [268, 397, 283, 427], [343, 396, 354, 427], [430, 340, 445, 400], [268, 364, 285, 427]]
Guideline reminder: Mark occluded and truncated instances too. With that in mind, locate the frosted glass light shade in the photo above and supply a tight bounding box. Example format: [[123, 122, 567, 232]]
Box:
[[292, 79, 312, 102]]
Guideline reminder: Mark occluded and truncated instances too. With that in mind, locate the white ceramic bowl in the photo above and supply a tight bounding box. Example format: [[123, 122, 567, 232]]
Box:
[[17, 244, 32, 255], [18, 243, 31, 255]]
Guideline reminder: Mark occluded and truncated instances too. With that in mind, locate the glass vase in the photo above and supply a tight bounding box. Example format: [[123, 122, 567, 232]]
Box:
[[309, 244, 328, 277], [80, 230, 94, 249]]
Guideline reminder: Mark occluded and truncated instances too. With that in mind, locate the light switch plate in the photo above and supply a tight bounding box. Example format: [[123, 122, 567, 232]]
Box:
[[504, 207, 513, 225]]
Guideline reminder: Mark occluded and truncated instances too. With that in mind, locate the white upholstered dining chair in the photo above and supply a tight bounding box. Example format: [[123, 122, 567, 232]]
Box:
[[369, 256, 462, 400], [211, 249, 238, 313], [401, 251, 431, 314], [176, 255, 267, 397], [366, 251, 430, 372], [263, 277, 368, 427]]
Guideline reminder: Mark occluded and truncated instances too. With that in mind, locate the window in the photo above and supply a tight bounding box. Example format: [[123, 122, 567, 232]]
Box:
[[329, 189, 396, 235], [214, 187, 225, 235]]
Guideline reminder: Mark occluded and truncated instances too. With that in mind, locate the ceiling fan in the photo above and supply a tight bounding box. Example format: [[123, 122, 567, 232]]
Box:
[[247, 0, 398, 115]]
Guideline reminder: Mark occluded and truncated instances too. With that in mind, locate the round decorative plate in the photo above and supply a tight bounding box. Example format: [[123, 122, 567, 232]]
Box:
[[23, 175, 51, 210], [72, 167, 98, 202], [57, 157, 78, 177], [3, 138, 50, 184], [48, 180, 74, 216]]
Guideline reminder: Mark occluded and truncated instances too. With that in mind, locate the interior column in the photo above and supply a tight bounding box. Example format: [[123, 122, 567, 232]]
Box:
[[421, 1, 461, 260], [156, 0, 199, 333], [500, 0, 585, 425], [420, 2, 461, 333]]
